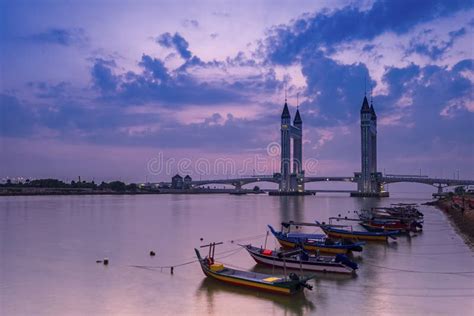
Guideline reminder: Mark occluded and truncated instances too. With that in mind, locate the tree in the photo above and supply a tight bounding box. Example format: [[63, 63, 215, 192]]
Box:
[[109, 181, 126, 192], [127, 183, 138, 191], [454, 186, 465, 194]]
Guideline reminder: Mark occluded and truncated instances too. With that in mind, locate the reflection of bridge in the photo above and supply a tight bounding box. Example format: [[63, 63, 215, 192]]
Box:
[[157, 175, 474, 194]]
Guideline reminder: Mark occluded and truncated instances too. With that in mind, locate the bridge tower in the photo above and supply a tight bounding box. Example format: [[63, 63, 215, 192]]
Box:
[[280, 101, 291, 191], [353, 94, 385, 196], [279, 99, 305, 193]]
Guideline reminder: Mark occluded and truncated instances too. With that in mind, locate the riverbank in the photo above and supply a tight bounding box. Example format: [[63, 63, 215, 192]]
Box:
[[432, 195, 474, 247], [0, 187, 265, 196]]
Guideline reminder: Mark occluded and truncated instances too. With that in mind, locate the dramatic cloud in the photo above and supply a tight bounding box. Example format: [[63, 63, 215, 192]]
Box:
[[263, 0, 473, 64], [298, 50, 373, 125], [406, 27, 468, 60], [1, 0, 473, 180]]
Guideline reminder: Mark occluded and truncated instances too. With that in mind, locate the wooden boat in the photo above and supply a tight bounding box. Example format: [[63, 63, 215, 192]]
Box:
[[268, 225, 364, 254], [195, 242, 314, 295], [359, 219, 421, 233], [389, 203, 424, 218], [366, 207, 424, 220], [242, 244, 358, 274], [317, 221, 398, 241], [357, 209, 423, 232]]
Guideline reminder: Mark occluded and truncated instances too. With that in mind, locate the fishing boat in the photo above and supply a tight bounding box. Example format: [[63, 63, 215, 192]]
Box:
[[359, 219, 421, 233], [357, 209, 423, 232], [390, 203, 424, 218], [268, 224, 364, 254], [317, 221, 399, 241], [242, 244, 358, 274], [195, 242, 314, 295]]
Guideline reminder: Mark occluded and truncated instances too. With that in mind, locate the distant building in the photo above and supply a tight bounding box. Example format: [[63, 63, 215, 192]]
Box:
[[171, 174, 183, 189], [183, 175, 192, 189]]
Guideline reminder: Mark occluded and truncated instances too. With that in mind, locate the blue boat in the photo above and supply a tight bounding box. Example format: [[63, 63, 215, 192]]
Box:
[[316, 221, 399, 241], [268, 225, 364, 254]]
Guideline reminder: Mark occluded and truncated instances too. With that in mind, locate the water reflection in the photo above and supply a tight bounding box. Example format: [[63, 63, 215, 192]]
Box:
[[195, 277, 316, 316], [278, 196, 305, 223]]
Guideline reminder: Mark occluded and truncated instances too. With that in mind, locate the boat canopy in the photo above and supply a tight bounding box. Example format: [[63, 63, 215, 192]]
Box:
[[287, 232, 326, 240]]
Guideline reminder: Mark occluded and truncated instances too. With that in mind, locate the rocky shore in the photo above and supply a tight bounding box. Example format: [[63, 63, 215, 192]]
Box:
[[433, 195, 474, 247]]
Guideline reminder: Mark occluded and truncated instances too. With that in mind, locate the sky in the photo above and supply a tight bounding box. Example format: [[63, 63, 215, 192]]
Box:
[[0, 0, 473, 184]]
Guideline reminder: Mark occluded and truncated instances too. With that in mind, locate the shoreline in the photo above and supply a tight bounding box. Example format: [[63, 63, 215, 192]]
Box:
[[0, 187, 265, 196], [431, 196, 474, 247]]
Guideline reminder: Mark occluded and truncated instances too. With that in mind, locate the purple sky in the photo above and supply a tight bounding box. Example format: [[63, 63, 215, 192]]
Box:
[[0, 0, 473, 184]]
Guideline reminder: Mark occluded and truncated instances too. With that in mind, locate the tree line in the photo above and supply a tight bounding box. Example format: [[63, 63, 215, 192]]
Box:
[[1, 178, 140, 192]]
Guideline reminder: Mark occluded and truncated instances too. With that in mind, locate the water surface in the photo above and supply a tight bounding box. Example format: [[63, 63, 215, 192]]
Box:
[[1, 194, 473, 315]]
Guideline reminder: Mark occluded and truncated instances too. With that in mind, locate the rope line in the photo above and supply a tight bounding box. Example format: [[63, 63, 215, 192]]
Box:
[[364, 261, 474, 275], [316, 284, 474, 298], [129, 247, 244, 271]]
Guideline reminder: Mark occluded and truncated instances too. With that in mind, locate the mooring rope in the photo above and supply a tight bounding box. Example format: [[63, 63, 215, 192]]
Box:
[[128, 246, 244, 271], [316, 284, 474, 298], [363, 261, 474, 275]]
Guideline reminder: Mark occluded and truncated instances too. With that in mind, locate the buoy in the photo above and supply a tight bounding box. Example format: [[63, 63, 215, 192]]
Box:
[[170, 266, 174, 274], [200, 237, 203, 241], [338, 214, 341, 217], [103, 258, 109, 265], [150, 251, 156, 256], [230, 240, 234, 243]]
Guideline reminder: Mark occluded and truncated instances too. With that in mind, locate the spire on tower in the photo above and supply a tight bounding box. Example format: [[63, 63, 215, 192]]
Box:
[[281, 101, 290, 119], [294, 108, 302, 125], [294, 92, 302, 124], [370, 102, 376, 118], [361, 95, 370, 113]]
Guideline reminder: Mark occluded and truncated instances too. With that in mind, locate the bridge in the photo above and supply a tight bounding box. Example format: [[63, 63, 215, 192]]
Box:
[[380, 175, 474, 193], [156, 95, 473, 197], [155, 174, 474, 195]]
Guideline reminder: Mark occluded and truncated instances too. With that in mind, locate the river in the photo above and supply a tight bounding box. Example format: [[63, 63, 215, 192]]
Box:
[[1, 193, 473, 315]]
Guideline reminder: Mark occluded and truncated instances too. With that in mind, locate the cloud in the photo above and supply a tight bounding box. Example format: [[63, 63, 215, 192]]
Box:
[[26, 28, 88, 46], [88, 31, 284, 108], [0, 94, 36, 136], [263, 0, 473, 64], [182, 19, 199, 28], [297, 50, 373, 125], [26, 81, 71, 99], [91, 58, 118, 93], [406, 27, 467, 60], [212, 11, 230, 18], [156, 32, 192, 60], [138, 54, 170, 82]]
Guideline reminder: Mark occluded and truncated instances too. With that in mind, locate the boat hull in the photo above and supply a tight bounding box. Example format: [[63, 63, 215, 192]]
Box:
[[201, 267, 296, 295], [246, 248, 354, 274], [276, 238, 349, 254], [323, 229, 389, 241], [268, 225, 364, 254], [195, 248, 309, 295]]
